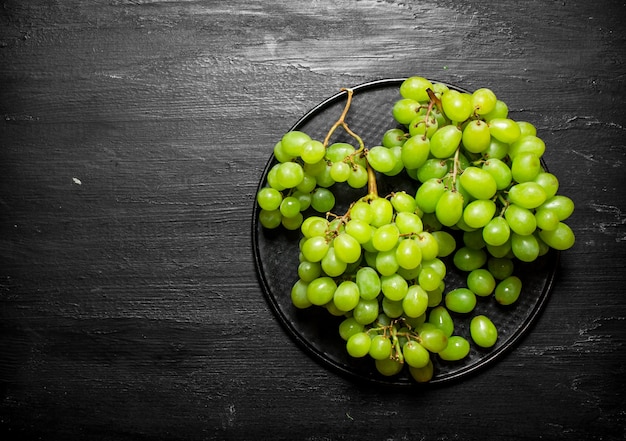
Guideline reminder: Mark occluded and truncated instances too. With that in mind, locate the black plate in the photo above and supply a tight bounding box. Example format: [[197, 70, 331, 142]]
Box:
[[252, 78, 558, 386]]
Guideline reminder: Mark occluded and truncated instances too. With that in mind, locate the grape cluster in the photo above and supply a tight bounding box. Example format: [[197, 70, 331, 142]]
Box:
[[256, 77, 575, 383]]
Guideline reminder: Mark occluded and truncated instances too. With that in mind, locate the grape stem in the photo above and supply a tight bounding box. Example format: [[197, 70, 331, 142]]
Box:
[[323, 88, 365, 152], [451, 147, 462, 189], [366, 162, 378, 199]]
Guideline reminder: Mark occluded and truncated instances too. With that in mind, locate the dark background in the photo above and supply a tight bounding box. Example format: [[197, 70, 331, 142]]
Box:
[[1, 1, 625, 440]]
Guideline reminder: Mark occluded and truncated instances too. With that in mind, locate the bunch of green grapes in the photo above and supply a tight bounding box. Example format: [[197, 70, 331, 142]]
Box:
[[256, 77, 575, 383]]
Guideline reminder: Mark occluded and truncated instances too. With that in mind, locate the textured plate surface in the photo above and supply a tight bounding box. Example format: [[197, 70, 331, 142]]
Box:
[[253, 78, 558, 386]]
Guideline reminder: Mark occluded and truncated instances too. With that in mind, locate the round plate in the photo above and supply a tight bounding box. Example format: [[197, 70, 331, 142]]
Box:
[[252, 78, 558, 386]]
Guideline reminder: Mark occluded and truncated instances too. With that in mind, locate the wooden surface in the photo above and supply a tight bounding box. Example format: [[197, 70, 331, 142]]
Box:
[[1, 0, 625, 440]]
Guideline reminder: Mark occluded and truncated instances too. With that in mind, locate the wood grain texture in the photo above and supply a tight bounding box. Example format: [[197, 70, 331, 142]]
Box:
[[1, 0, 625, 440]]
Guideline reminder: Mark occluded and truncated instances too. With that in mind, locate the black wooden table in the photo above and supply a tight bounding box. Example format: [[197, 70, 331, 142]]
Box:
[[1, 1, 625, 440]]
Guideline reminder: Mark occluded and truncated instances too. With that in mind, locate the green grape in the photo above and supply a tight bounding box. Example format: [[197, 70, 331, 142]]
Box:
[[445, 287, 477, 314], [375, 248, 400, 276], [397, 265, 421, 281], [276, 161, 305, 189], [517, 121, 537, 137], [462, 119, 491, 153], [430, 125, 463, 158], [508, 182, 547, 209], [505, 204, 537, 235], [452, 246, 487, 271], [511, 152, 542, 183], [350, 200, 374, 223], [415, 232, 440, 261], [400, 135, 431, 170], [339, 317, 364, 340], [266, 164, 286, 190], [279, 196, 301, 218], [534, 172, 559, 199], [317, 163, 336, 188], [353, 298, 379, 325], [415, 178, 446, 213], [296, 173, 317, 193], [345, 219, 373, 244], [428, 305, 454, 337], [403, 341, 430, 368], [298, 260, 322, 282], [438, 336, 470, 361], [470, 315, 498, 348], [281, 131, 311, 157], [376, 358, 404, 377], [408, 359, 434, 382], [333, 233, 362, 264], [347, 163, 369, 188], [301, 236, 330, 262], [534, 207, 559, 231], [483, 137, 509, 160], [321, 247, 347, 277], [435, 190, 464, 227], [325, 142, 354, 162], [372, 223, 400, 252], [539, 195, 574, 221], [416, 158, 449, 182], [382, 297, 404, 318], [385, 146, 405, 176], [487, 257, 514, 280], [395, 212, 423, 234], [402, 284, 429, 318], [392, 98, 422, 125], [370, 197, 394, 228], [463, 199, 497, 229], [472, 88, 497, 115], [400, 76, 434, 102], [431, 231, 456, 257], [356, 266, 381, 300], [482, 157, 512, 190], [291, 279, 312, 309], [511, 232, 540, 262], [307, 276, 337, 306], [482, 99, 508, 122], [299, 139, 325, 164], [409, 115, 438, 138], [538, 222, 576, 250], [441, 89, 473, 122], [257, 187, 283, 211], [382, 128, 407, 148], [459, 166, 497, 200], [367, 146, 396, 173], [259, 209, 282, 229], [494, 275, 522, 305], [333, 280, 361, 312], [292, 190, 311, 211], [369, 335, 393, 360], [489, 118, 521, 144], [426, 283, 444, 308], [273, 140, 294, 163], [418, 326, 448, 353], [381, 273, 409, 301], [310, 187, 335, 213], [346, 332, 371, 358], [301, 216, 328, 238], [486, 239, 512, 258], [463, 229, 487, 250], [329, 161, 351, 182], [467, 268, 496, 297], [508, 135, 545, 159], [418, 266, 442, 291], [422, 258, 447, 280], [396, 238, 422, 270], [303, 159, 326, 177], [391, 191, 418, 213]]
